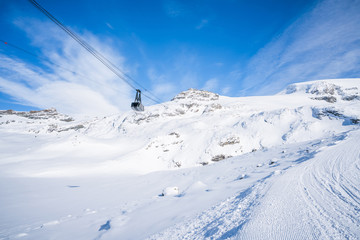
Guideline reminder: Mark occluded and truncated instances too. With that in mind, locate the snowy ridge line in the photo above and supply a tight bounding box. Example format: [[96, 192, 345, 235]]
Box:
[[0, 79, 360, 176], [0, 108, 89, 135], [0, 79, 360, 239]]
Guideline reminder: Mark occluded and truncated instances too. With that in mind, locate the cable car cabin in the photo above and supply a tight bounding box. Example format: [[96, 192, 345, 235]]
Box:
[[131, 101, 144, 111], [131, 89, 144, 111]]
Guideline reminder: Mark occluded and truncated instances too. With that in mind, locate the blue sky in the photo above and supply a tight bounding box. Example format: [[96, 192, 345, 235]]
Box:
[[0, 0, 359, 115]]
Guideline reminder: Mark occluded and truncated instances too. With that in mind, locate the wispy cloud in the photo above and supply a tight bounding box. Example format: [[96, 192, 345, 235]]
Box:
[[196, 19, 209, 30], [202, 78, 218, 92], [238, 0, 360, 96], [106, 22, 114, 30], [145, 48, 202, 102], [0, 19, 133, 116], [163, 0, 186, 18], [147, 68, 176, 101], [221, 86, 231, 95], [214, 62, 224, 67]]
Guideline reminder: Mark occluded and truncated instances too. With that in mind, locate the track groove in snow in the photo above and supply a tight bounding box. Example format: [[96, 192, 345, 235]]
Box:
[[238, 131, 360, 240], [1, 79, 360, 239], [147, 175, 272, 240], [147, 131, 360, 240]]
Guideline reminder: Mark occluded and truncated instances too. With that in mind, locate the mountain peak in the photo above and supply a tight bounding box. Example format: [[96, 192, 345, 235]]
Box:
[[171, 88, 219, 101], [280, 79, 360, 103]]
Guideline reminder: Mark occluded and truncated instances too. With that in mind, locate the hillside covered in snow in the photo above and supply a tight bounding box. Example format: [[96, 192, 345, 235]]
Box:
[[0, 79, 359, 239]]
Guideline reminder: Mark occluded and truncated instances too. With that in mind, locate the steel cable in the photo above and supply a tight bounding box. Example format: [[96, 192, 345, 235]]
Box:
[[28, 0, 162, 104]]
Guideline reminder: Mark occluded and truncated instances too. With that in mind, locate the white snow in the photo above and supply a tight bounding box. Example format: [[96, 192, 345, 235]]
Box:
[[161, 187, 180, 196], [0, 78, 359, 239]]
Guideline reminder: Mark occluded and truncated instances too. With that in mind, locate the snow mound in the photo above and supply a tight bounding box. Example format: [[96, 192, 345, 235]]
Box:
[[161, 187, 180, 196]]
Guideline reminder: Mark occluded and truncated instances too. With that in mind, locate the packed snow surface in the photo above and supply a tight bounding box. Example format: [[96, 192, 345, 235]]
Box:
[[0, 79, 359, 239]]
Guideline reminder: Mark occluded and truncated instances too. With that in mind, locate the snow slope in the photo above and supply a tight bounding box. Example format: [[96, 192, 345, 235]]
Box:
[[150, 130, 360, 240], [0, 78, 359, 239]]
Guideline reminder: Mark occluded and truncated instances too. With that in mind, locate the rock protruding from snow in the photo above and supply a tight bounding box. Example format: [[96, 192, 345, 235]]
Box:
[[1, 79, 360, 175], [0, 108, 74, 121], [281, 79, 360, 103], [0, 108, 87, 134], [172, 88, 219, 101], [118, 89, 223, 127]]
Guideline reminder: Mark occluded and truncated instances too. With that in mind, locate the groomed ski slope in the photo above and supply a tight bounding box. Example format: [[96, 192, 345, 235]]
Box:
[[0, 79, 359, 239], [2, 129, 358, 239], [150, 130, 360, 240], [239, 130, 360, 239]]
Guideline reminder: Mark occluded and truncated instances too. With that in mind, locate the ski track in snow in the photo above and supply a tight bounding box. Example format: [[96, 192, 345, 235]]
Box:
[[148, 131, 360, 240], [147, 175, 272, 240], [1, 79, 360, 239]]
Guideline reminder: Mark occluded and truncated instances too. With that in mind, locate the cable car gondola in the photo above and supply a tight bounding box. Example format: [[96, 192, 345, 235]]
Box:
[[131, 89, 144, 111]]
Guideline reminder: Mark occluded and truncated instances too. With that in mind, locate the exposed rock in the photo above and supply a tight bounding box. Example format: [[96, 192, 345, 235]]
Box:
[[312, 96, 337, 103], [342, 95, 360, 101], [211, 154, 232, 162], [219, 136, 240, 147], [0, 108, 73, 121], [203, 103, 223, 113], [172, 88, 219, 101], [312, 107, 360, 124], [59, 124, 85, 132], [169, 132, 180, 138], [284, 81, 360, 103], [133, 113, 160, 124], [199, 162, 209, 166]]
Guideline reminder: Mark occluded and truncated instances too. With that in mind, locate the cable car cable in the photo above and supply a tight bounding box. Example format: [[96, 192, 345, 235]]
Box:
[[28, 0, 162, 104], [0, 39, 131, 97]]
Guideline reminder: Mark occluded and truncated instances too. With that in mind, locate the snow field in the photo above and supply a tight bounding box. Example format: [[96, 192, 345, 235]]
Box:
[[0, 79, 359, 239]]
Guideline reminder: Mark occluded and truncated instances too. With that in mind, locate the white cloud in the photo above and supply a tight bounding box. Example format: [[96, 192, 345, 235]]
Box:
[[145, 68, 176, 101], [0, 19, 133, 116], [202, 78, 218, 92], [153, 83, 176, 96], [0, 78, 118, 116], [147, 68, 166, 83], [144, 49, 201, 101], [221, 86, 231, 95], [238, 0, 360, 96]]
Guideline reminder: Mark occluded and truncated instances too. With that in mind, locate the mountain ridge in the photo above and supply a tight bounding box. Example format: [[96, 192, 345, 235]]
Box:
[[0, 78, 359, 176], [1, 78, 360, 239]]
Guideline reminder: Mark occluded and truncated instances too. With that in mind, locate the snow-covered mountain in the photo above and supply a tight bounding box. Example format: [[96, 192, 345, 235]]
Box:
[[0, 79, 359, 239], [1, 79, 359, 175]]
